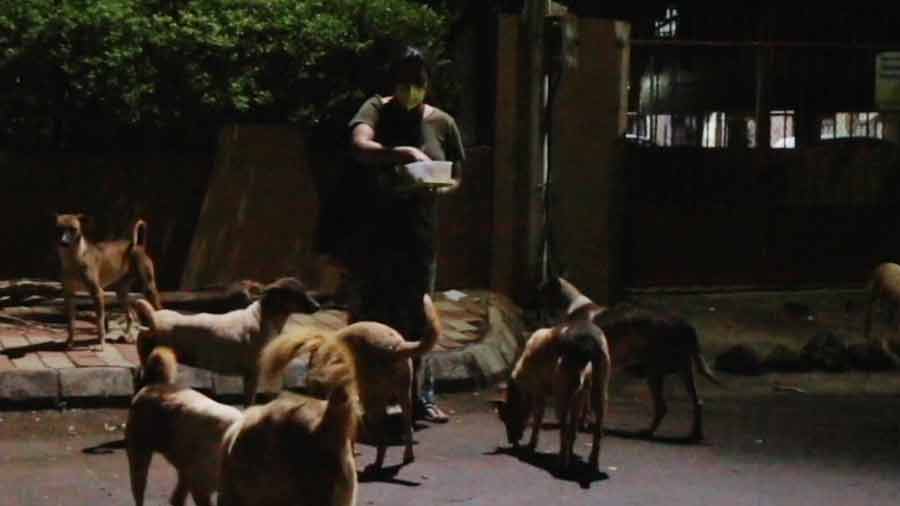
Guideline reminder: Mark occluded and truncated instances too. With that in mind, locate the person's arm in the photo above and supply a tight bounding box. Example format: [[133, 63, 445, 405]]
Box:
[[350, 122, 431, 166], [436, 118, 466, 194]]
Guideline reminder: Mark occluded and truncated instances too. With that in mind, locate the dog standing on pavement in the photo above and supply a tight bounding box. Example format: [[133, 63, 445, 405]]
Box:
[[493, 298, 610, 473], [218, 334, 359, 506], [55, 213, 162, 350], [133, 277, 320, 405], [541, 277, 722, 441], [126, 346, 243, 506], [261, 294, 441, 474]]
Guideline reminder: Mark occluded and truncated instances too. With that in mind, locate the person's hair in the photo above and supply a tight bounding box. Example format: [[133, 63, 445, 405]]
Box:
[[389, 45, 430, 87]]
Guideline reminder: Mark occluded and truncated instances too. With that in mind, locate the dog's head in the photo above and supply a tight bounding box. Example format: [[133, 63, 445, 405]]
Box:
[[536, 275, 571, 325], [55, 213, 87, 248], [259, 277, 320, 315], [489, 381, 530, 447]]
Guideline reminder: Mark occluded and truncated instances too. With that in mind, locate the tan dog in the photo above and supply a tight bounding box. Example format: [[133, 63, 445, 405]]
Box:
[[134, 277, 320, 405], [55, 213, 162, 350], [864, 262, 900, 341], [126, 346, 242, 506], [543, 277, 722, 441], [261, 294, 441, 473], [218, 336, 358, 506], [494, 314, 610, 473]]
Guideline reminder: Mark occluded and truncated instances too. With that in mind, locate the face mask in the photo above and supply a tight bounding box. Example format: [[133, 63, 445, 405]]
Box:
[[394, 84, 426, 110]]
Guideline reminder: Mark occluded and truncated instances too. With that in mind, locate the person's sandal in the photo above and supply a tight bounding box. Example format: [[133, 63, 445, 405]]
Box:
[[420, 401, 450, 423]]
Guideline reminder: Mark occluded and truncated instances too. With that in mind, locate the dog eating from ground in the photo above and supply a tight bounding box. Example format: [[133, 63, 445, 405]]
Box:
[[133, 276, 320, 405], [55, 213, 162, 350], [217, 330, 359, 506], [493, 301, 610, 473], [126, 346, 242, 506], [261, 294, 441, 474], [540, 276, 722, 441]]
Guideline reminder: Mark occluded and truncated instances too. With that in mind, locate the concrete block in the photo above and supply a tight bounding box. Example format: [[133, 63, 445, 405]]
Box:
[[60, 367, 134, 399], [0, 370, 60, 402]]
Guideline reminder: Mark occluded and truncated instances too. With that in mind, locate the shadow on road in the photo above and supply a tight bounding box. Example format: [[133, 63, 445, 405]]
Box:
[[83, 438, 126, 455], [487, 446, 609, 489]]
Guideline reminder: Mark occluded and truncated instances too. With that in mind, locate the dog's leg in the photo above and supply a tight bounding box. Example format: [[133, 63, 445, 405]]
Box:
[[169, 474, 189, 506], [401, 390, 415, 464], [554, 373, 579, 471], [366, 411, 388, 473], [189, 485, 214, 506], [84, 274, 107, 351], [527, 396, 546, 452], [644, 374, 667, 436], [242, 372, 258, 407], [126, 443, 152, 506], [116, 281, 135, 341], [136, 255, 163, 310], [680, 363, 704, 442], [588, 358, 609, 472], [63, 289, 77, 349]]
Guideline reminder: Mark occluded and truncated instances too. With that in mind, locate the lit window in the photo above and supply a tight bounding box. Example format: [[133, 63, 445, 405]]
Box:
[[819, 112, 883, 140], [771, 110, 795, 149], [654, 7, 678, 39]]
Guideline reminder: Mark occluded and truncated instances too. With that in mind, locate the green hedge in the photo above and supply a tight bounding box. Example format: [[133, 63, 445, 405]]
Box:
[[0, 0, 449, 150]]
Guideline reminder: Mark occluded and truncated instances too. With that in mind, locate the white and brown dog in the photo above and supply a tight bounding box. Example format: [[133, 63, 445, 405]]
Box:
[[133, 277, 320, 405], [218, 333, 359, 506], [261, 294, 441, 474], [55, 213, 162, 350], [126, 346, 242, 506]]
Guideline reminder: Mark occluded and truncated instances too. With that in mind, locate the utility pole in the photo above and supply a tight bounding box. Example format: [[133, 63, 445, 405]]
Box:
[[519, 0, 548, 302]]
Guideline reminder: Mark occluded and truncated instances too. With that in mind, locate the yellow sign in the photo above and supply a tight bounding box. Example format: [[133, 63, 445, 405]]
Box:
[[876, 52, 900, 111]]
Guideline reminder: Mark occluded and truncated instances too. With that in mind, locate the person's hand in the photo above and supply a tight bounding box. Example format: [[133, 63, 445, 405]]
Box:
[[435, 178, 461, 194], [393, 146, 431, 164]]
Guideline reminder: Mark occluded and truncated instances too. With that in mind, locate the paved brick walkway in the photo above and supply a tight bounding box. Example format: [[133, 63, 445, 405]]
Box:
[[0, 290, 527, 404]]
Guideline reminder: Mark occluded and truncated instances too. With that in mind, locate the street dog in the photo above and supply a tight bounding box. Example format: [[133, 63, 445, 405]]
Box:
[[55, 213, 162, 350], [542, 276, 722, 441], [493, 317, 610, 473], [864, 262, 900, 341], [218, 336, 358, 506], [133, 276, 320, 405], [261, 294, 441, 473], [125, 346, 242, 506]]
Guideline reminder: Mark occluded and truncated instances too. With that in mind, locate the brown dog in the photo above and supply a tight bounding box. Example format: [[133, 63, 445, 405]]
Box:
[[542, 277, 722, 441], [55, 213, 162, 350], [218, 338, 358, 506], [494, 307, 610, 473], [126, 346, 243, 506], [134, 277, 320, 405], [864, 262, 900, 341], [261, 294, 441, 474]]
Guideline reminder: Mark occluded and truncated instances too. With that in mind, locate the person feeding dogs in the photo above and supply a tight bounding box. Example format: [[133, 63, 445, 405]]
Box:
[[338, 45, 466, 424]]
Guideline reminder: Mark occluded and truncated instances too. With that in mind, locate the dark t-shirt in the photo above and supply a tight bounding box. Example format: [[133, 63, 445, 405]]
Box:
[[347, 95, 465, 259]]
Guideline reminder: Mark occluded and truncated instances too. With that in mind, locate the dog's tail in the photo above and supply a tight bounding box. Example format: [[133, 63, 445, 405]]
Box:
[[258, 326, 332, 392], [394, 294, 442, 359], [132, 219, 148, 248], [132, 299, 156, 330], [683, 323, 724, 388], [142, 346, 177, 385]]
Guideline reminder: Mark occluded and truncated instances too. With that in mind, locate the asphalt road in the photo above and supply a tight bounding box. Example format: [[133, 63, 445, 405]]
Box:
[[1, 391, 899, 505]]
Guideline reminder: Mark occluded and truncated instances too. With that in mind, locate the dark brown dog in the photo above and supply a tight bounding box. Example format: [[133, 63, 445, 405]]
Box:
[[219, 336, 359, 506], [261, 294, 441, 474], [494, 289, 610, 473], [540, 276, 722, 441], [55, 213, 162, 350], [134, 277, 320, 405]]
